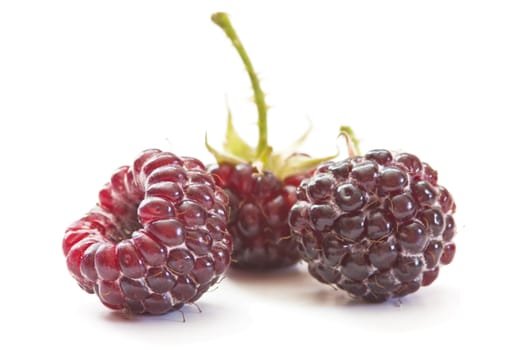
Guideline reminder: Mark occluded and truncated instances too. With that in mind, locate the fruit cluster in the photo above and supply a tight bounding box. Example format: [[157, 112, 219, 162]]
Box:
[[63, 12, 457, 314]]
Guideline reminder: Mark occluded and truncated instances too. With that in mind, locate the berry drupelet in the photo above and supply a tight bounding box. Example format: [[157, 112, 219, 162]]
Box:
[[207, 13, 334, 269], [289, 148, 457, 302], [63, 149, 233, 314]]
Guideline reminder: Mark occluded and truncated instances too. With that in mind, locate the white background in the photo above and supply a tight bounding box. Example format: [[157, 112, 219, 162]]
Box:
[[1, 1, 524, 349]]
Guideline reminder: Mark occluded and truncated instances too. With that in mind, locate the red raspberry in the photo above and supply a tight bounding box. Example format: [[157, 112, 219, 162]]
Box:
[[209, 163, 309, 269], [289, 149, 457, 302], [63, 149, 232, 314], [208, 13, 335, 269]]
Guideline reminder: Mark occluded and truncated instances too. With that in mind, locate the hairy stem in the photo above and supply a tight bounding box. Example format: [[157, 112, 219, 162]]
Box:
[[212, 12, 268, 160]]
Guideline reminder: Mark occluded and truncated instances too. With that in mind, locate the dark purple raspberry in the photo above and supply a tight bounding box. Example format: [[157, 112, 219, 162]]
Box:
[[289, 149, 457, 302], [63, 149, 232, 314]]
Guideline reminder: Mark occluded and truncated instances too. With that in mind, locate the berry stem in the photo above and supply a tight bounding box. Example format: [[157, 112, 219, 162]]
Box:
[[211, 12, 269, 161], [339, 126, 361, 157]]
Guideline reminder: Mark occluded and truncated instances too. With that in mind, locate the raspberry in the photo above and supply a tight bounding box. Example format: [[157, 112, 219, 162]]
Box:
[[63, 149, 233, 314], [207, 13, 336, 269], [209, 163, 308, 269], [289, 149, 457, 302]]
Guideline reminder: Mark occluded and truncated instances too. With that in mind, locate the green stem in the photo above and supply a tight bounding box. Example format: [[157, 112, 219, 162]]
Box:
[[339, 125, 361, 156], [212, 12, 269, 160]]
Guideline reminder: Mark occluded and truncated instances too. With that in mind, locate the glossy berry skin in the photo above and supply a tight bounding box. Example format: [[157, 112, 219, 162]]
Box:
[[289, 149, 457, 302], [63, 149, 232, 314], [210, 162, 307, 269]]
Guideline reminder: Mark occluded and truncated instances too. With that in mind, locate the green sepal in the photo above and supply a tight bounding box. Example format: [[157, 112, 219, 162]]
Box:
[[279, 117, 312, 158], [266, 119, 336, 178], [222, 107, 256, 161], [274, 151, 339, 180], [205, 132, 247, 164]]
